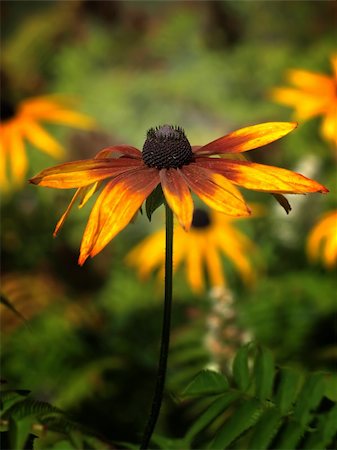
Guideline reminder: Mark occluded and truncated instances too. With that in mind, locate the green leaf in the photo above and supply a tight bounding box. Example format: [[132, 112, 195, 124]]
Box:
[[274, 367, 303, 414], [276, 373, 326, 449], [303, 403, 337, 449], [3, 399, 61, 421], [0, 390, 31, 416], [293, 372, 325, 425], [248, 408, 282, 450], [183, 370, 229, 397], [8, 416, 34, 450], [254, 346, 275, 401], [209, 398, 263, 449], [232, 344, 251, 391], [145, 185, 164, 221], [185, 392, 240, 442]]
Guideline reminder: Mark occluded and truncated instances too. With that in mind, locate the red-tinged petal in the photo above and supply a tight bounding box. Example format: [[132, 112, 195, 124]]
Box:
[[95, 145, 142, 160], [79, 168, 160, 265], [195, 122, 297, 156], [180, 163, 250, 217], [201, 158, 329, 194], [29, 157, 144, 188], [160, 168, 193, 231], [54, 188, 83, 236]]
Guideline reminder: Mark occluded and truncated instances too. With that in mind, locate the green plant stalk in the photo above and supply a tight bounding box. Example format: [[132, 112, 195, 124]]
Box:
[[140, 202, 174, 449]]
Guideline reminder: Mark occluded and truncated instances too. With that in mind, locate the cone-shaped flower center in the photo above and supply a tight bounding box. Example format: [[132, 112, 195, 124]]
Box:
[[0, 99, 16, 123], [192, 209, 211, 229], [142, 125, 193, 169]]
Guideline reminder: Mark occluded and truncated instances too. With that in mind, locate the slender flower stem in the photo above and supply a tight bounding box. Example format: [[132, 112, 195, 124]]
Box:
[[140, 202, 174, 449]]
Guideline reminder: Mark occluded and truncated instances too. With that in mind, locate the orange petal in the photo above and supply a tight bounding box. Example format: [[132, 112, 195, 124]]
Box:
[[54, 188, 84, 236], [95, 145, 142, 159], [29, 157, 144, 188], [271, 88, 331, 119], [21, 119, 65, 158], [79, 168, 159, 265], [286, 69, 335, 96], [8, 124, 28, 186], [180, 163, 250, 216], [160, 168, 193, 231], [195, 122, 297, 155], [38, 108, 96, 129], [204, 159, 329, 194], [321, 106, 337, 146]]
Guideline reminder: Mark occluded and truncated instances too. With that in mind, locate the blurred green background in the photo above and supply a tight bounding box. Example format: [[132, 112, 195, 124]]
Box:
[[1, 1, 336, 447]]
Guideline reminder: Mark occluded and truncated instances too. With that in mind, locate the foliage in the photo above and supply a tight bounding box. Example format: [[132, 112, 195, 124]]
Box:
[[153, 344, 337, 450], [0, 389, 111, 449]]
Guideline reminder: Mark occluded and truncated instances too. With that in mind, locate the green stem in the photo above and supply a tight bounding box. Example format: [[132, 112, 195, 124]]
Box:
[[140, 202, 174, 449]]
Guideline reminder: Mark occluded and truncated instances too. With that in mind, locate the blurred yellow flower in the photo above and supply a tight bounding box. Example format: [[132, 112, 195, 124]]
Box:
[[307, 210, 337, 268], [271, 55, 337, 147], [126, 208, 258, 293], [0, 95, 95, 191]]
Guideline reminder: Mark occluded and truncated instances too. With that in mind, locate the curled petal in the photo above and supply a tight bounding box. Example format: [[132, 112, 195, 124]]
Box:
[[195, 122, 297, 155], [95, 145, 142, 159], [79, 168, 160, 265], [29, 158, 144, 188], [180, 163, 250, 216], [160, 168, 193, 231], [197, 158, 328, 194]]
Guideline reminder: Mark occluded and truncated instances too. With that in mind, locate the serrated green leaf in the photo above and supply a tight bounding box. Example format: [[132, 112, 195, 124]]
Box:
[[274, 367, 303, 414], [185, 391, 241, 442], [209, 398, 263, 449], [3, 399, 61, 421], [0, 390, 30, 416], [232, 344, 251, 391], [248, 408, 282, 450], [303, 403, 337, 449], [293, 372, 325, 425], [183, 370, 229, 397], [254, 346, 275, 401], [145, 184, 164, 221]]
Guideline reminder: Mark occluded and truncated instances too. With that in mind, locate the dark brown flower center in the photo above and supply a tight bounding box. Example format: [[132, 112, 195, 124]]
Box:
[[0, 99, 16, 122], [192, 209, 211, 229], [142, 125, 193, 169]]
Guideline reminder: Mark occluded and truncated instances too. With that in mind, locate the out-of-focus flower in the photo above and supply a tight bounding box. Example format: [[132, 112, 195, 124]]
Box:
[[126, 208, 259, 293], [29, 123, 328, 265], [0, 95, 95, 191], [0, 272, 63, 334], [271, 55, 337, 147], [307, 210, 337, 268]]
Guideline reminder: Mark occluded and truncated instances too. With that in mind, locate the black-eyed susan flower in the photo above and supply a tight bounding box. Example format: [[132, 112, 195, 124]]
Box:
[[0, 95, 95, 191], [307, 210, 337, 268], [271, 55, 337, 147], [126, 208, 258, 293], [29, 122, 328, 265]]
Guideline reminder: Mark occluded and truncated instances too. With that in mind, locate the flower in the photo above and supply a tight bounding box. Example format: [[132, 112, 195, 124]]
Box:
[[0, 95, 95, 191], [307, 210, 337, 268], [29, 122, 328, 265], [126, 208, 258, 293], [271, 55, 337, 147]]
